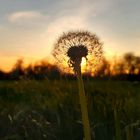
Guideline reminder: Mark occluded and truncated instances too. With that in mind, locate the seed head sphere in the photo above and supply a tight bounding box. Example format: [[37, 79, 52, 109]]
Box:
[[53, 30, 103, 73]]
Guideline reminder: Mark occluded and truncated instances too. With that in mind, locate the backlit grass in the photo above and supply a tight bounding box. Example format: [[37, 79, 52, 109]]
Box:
[[0, 79, 140, 140]]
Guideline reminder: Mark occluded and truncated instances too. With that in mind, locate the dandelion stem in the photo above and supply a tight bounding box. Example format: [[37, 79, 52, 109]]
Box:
[[76, 65, 91, 140]]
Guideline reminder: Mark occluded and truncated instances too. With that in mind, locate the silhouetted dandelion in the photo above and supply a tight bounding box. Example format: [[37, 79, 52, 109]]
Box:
[[53, 31, 103, 74], [52, 30, 103, 140]]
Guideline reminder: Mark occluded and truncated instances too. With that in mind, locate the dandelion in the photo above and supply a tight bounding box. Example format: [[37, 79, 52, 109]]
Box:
[[53, 30, 103, 140]]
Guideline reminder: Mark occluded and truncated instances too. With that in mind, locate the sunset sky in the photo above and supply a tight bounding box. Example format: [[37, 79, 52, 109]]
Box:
[[0, 0, 140, 71]]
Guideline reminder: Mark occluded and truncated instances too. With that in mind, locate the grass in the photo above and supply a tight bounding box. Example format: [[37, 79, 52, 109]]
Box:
[[0, 79, 140, 140]]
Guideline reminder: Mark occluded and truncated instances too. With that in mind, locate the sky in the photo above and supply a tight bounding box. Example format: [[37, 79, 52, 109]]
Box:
[[0, 0, 140, 71]]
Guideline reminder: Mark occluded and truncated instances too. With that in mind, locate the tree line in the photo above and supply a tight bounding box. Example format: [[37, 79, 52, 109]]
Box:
[[0, 52, 140, 81]]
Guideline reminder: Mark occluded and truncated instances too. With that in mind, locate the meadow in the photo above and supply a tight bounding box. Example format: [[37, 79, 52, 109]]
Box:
[[0, 79, 140, 140]]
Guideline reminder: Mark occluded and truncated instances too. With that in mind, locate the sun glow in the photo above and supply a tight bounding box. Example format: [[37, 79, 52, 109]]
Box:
[[81, 57, 87, 72], [81, 57, 87, 67]]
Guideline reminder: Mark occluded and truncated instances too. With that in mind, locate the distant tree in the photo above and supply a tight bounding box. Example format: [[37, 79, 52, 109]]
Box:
[[24, 64, 34, 79], [134, 56, 140, 75], [48, 65, 60, 79], [1, 52, 139, 80], [24, 61, 60, 80], [95, 58, 111, 77], [119, 53, 140, 81], [122, 53, 140, 75], [10, 59, 25, 80], [33, 63, 48, 79], [112, 61, 125, 76], [123, 53, 135, 74], [0, 69, 5, 80]]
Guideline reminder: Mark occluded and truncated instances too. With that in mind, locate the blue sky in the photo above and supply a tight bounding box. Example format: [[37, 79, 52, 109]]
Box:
[[0, 0, 140, 70]]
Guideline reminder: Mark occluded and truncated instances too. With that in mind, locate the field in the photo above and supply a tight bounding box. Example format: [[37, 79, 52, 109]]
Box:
[[0, 79, 140, 140]]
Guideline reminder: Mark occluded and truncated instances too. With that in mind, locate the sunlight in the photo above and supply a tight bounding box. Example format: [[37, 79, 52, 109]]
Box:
[[81, 57, 87, 73], [81, 57, 87, 67]]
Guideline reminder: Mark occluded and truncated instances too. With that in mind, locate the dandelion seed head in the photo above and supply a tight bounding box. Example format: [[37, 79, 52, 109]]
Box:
[[53, 30, 103, 74]]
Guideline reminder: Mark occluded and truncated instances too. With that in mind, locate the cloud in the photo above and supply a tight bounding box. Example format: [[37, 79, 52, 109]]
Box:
[[7, 11, 46, 23]]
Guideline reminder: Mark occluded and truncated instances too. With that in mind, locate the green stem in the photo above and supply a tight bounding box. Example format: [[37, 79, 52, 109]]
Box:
[[76, 65, 91, 140]]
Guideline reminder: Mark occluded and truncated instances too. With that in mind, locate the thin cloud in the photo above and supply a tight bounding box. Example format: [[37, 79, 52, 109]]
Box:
[[7, 11, 46, 23]]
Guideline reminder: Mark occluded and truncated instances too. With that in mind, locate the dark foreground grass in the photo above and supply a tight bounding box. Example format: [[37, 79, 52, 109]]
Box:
[[0, 79, 140, 140]]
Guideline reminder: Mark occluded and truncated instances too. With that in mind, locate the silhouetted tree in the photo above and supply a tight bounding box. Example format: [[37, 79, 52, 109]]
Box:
[[24, 61, 60, 80], [0, 69, 6, 80], [0, 53, 140, 80], [120, 53, 140, 80], [24, 64, 34, 79], [134, 56, 140, 75], [94, 58, 111, 77], [123, 53, 135, 74], [10, 59, 24, 80]]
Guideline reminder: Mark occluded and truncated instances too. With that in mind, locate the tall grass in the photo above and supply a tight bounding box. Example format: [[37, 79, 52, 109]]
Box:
[[0, 79, 140, 140]]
